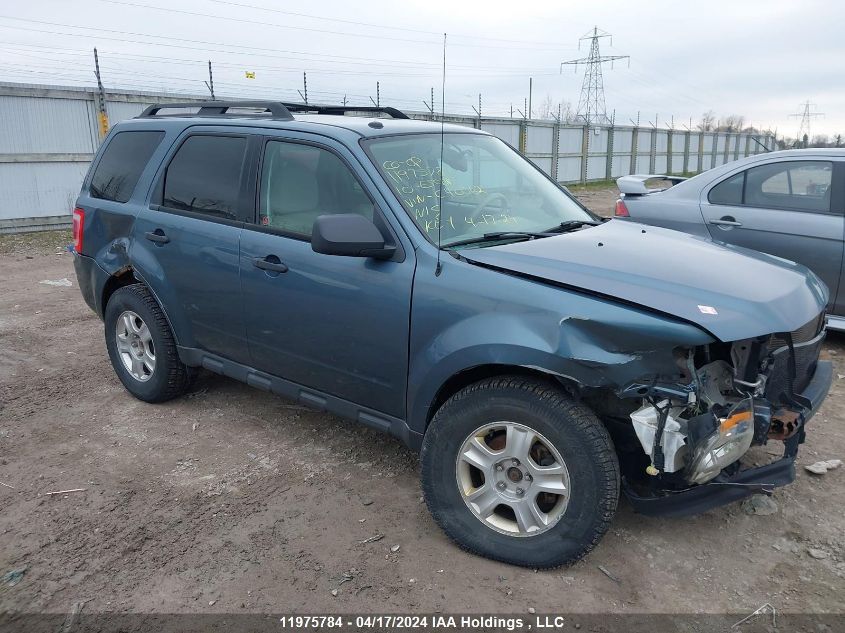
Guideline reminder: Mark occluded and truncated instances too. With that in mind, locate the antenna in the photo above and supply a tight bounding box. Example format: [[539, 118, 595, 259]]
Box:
[[435, 33, 446, 277]]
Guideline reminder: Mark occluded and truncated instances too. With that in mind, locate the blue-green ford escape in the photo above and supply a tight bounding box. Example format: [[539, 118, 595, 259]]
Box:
[[72, 101, 832, 567]]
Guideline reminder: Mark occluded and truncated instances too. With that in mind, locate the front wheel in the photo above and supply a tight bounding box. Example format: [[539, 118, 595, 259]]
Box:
[[421, 376, 620, 568]]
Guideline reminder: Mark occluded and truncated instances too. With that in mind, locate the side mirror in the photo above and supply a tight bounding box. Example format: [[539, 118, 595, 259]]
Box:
[[311, 214, 396, 259]]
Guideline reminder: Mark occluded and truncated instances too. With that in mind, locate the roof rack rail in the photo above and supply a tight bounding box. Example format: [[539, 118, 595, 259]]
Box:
[[280, 102, 410, 119], [138, 101, 294, 120]]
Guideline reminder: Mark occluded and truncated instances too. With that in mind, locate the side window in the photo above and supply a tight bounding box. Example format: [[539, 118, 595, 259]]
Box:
[[708, 172, 744, 205], [162, 135, 247, 221], [259, 141, 373, 237], [745, 161, 832, 212], [90, 131, 164, 203]]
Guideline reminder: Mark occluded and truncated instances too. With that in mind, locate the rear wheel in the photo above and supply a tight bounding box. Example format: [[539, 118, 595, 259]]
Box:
[[104, 284, 192, 403], [421, 376, 619, 568]]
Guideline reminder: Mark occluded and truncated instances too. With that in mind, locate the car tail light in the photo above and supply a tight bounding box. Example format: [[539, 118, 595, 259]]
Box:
[[72, 207, 84, 253], [614, 199, 629, 217]]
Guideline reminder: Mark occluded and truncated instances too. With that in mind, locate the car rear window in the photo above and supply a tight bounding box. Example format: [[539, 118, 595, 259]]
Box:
[[90, 131, 164, 203], [162, 135, 247, 221]]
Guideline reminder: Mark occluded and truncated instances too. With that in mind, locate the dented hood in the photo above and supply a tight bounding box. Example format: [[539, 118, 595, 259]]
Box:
[[461, 220, 828, 342]]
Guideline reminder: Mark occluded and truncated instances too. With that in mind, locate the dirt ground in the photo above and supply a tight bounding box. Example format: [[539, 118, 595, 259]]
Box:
[[1, 216, 844, 621], [566, 183, 620, 217]]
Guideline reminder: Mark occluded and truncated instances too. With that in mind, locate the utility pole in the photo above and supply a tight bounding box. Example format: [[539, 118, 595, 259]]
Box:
[[528, 77, 533, 120], [342, 94, 348, 106], [93, 48, 109, 140], [560, 26, 629, 126], [297, 73, 308, 104], [204, 60, 215, 100], [471, 93, 482, 129], [789, 100, 824, 147], [423, 87, 435, 120], [370, 82, 380, 108]]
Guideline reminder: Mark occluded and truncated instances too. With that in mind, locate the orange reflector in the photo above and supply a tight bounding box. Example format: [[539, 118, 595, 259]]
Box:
[[719, 410, 752, 433]]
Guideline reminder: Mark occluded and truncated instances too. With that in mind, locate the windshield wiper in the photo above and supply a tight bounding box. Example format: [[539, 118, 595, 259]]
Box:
[[441, 231, 551, 249], [543, 219, 602, 233]]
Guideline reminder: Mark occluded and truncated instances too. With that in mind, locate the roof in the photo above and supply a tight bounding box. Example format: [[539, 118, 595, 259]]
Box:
[[130, 100, 484, 139], [745, 147, 845, 158]]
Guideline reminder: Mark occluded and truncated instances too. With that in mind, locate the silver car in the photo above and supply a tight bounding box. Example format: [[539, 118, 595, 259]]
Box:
[[615, 148, 844, 329]]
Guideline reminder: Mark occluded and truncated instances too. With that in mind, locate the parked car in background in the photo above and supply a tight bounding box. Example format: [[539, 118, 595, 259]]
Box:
[[73, 102, 832, 568], [614, 149, 845, 329]]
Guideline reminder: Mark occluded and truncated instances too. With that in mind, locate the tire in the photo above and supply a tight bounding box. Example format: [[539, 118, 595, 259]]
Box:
[[421, 376, 620, 568], [104, 283, 192, 403]]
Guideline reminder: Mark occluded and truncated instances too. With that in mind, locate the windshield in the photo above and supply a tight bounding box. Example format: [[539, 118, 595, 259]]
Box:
[[364, 133, 594, 247]]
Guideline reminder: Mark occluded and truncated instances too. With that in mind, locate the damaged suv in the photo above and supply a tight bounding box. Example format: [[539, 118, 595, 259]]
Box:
[[72, 101, 832, 568]]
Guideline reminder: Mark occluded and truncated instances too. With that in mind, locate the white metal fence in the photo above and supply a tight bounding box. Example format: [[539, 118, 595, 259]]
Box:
[[0, 81, 773, 233]]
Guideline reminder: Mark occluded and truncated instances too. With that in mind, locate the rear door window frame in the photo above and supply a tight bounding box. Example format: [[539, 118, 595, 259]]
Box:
[[706, 158, 841, 215], [150, 130, 258, 227]]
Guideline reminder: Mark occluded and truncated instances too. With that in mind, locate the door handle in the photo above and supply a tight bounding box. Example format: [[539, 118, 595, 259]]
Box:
[[253, 256, 288, 273], [709, 217, 742, 227], [144, 230, 170, 244]]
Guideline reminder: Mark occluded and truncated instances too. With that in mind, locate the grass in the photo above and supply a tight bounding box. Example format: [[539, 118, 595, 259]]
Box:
[[0, 229, 73, 256]]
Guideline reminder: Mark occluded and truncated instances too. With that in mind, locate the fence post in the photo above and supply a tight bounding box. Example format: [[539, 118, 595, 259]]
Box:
[[580, 125, 589, 184], [648, 128, 656, 174], [551, 121, 560, 182], [683, 130, 691, 174], [630, 126, 639, 174], [605, 124, 614, 181], [666, 130, 673, 175], [711, 132, 719, 167], [723, 133, 730, 164], [697, 132, 704, 173], [519, 120, 527, 154]]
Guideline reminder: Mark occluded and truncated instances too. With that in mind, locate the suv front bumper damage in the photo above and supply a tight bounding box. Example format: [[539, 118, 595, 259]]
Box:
[[623, 359, 832, 517]]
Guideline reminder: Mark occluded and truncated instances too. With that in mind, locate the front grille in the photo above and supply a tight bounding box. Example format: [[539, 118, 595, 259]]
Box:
[[764, 313, 825, 402], [769, 312, 825, 349]]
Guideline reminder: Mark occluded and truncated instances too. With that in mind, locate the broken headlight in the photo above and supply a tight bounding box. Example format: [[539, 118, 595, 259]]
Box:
[[686, 399, 755, 484]]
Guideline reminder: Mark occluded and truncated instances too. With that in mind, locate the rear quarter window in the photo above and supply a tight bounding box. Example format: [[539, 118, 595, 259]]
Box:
[[90, 130, 165, 203]]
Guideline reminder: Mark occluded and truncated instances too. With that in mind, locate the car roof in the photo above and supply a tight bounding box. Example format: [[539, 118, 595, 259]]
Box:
[[118, 106, 485, 141], [740, 147, 845, 159]]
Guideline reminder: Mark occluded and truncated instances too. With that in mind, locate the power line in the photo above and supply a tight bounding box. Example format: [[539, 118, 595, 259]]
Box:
[[95, 1, 579, 52], [203, 0, 580, 48]]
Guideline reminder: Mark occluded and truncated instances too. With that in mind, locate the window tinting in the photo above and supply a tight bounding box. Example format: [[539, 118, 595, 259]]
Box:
[[162, 135, 247, 220], [745, 161, 832, 212], [90, 131, 164, 203], [708, 172, 744, 205], [259, 141, 373, 236]]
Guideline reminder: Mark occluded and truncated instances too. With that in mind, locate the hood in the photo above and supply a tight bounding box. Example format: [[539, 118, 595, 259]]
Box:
[[461, 220, 828, 342]]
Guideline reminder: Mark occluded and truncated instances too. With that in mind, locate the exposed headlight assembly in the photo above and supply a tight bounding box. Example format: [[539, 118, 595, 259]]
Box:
[[686, 399, 755, 484]]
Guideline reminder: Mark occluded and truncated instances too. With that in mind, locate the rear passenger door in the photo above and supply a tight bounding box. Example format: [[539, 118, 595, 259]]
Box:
[[132, 130, 255, 363], [239, 134, 414, 418], [700, 159, 844, 310]]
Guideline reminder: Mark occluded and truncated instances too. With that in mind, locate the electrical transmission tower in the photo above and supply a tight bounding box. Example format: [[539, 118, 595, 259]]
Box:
[[560, 26, 628, 126], [789, 100, 824, 147]]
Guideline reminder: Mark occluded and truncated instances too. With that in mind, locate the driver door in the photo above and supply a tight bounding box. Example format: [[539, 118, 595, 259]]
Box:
[[239, 135, 415, 418]]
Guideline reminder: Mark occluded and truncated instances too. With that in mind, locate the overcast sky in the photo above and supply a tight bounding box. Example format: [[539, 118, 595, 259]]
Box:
[[0, 0, 841, 138]]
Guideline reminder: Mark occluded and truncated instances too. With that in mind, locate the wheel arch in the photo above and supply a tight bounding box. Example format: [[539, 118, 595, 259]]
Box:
[[101, 269, 183, 349], [100, 267, 137, 316], [424, 364, 583, 432]]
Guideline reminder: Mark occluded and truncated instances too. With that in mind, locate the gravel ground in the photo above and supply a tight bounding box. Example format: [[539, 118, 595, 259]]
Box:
[[1, 214, 843, 620]]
